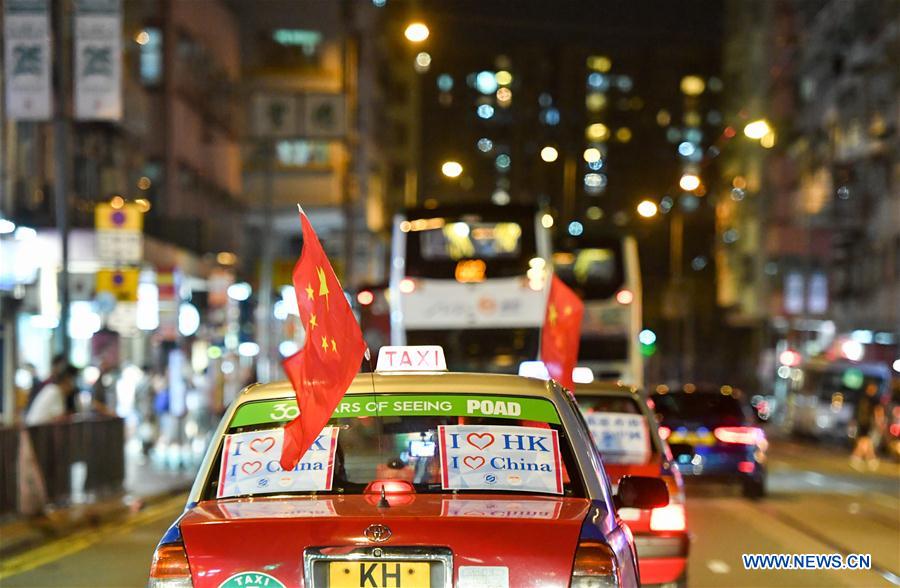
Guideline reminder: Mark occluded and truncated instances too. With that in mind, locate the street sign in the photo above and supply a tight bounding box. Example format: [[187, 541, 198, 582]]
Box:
[[96, 268, 139, 302], [251, 93, 300, 138], [304, 94, 345, 138], [250, 91, 346, 139], [95, 202, 143, 263]]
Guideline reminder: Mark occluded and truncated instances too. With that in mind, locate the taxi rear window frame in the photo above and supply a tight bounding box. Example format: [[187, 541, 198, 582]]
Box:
[[200, 393, 587, 501], [577, 394, 662, 458]]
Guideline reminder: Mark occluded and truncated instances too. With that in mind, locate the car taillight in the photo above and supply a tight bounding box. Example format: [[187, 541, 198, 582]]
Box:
[[615, 289, 634, 305], [149, 542, 193, 588], [658, 426, 671, 440], [649, 503, 686, 532], [570, 540, 619, 587], [714, 426, 763, 445]]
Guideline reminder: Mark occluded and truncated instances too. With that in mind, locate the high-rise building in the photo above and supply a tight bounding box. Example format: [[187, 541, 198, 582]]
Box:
[[717, 0, 899, 386]]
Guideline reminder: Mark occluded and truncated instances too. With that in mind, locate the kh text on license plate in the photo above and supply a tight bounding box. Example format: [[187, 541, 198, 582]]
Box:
[[328, 561, 430, 588]]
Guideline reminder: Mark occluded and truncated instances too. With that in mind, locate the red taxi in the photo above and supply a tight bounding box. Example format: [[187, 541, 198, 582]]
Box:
[[149, 347, 668, 587], [575, 382, 689, 588]]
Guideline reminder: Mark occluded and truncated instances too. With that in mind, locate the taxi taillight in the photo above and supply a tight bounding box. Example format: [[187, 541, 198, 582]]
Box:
[[571, 540, 619, 587], [649, 503, 687, 532], [149, 542, 193, 588], [713, 426, 763, 445]]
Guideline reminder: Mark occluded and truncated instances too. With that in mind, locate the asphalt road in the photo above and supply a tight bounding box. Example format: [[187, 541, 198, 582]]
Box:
[[687, 440, 900, 587], [2, 441, 898, 587]]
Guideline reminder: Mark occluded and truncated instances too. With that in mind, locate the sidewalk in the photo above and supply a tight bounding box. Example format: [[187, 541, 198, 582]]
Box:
[[0, 450, 194, 558]]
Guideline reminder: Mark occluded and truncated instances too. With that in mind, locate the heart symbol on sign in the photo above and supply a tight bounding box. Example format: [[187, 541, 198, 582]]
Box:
[[241, 461, 262, 475], [463, 456, 485, 470], [249, 436, 276, 454], [466, 432, 495, 451]]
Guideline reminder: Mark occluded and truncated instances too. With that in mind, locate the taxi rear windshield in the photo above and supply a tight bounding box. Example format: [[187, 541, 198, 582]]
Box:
[[202, 394, 586, 500], [577, 395, 656, 465]]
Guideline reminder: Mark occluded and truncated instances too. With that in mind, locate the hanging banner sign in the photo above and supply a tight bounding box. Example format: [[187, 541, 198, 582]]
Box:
[[217, 427, 339, 498], [438, 425, 564, 495], [3, 0, 53, 120], [74, 0, 121, 120]]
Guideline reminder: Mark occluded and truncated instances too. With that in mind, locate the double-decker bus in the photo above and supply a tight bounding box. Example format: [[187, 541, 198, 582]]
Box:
[[389, 204, 551, 372], [554, 233, 643, 388]]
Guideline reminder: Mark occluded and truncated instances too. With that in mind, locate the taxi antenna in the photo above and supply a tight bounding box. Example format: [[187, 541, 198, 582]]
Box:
[[377, 485, 390, 509]]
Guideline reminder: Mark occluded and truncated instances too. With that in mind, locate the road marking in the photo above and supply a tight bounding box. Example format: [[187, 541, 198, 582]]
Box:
[[707, 559, 731, 574], [706, 559, 731, 574], [0, 495, 185, 581]]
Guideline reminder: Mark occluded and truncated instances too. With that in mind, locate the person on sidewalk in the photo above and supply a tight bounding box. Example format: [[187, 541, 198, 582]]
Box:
[[24, 365, 80, 426], [25, 354, 67, 411], [850, 382, 883, 471]]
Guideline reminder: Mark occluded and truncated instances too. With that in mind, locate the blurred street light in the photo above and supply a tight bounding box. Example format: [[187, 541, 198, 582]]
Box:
[[585, 123, 609, 141], [583, 147, 602, 163], [217, 251, 237, 265], [540, 213, 554, 228], [404, 22, 429, 43], [414, 51, 431, 72], [743, 119, 772, 140], [680, 75, 705, 96], [637, 200, 658, 218], [441, 160, 463, 178], [679, 173, 701, 191], [540, 146, 559, 162]]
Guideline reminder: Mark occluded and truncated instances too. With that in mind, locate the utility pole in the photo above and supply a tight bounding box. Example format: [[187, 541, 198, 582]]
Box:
[[52, 0, 71, 358], [669, 209, 684, 383], [256, 142, 275, 382]]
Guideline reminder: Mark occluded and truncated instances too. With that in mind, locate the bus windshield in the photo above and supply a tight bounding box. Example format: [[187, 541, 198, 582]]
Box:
[[404, 210, 536, 279], [554, 238, 625, 300]]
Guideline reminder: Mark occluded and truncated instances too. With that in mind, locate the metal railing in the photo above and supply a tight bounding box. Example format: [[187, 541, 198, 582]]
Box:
[[0, 416, 125, 515]]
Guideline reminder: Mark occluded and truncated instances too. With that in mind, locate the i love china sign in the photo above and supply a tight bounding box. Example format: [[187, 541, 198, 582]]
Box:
[[438, 425, 564, 495], [217, 428, 339, 498]]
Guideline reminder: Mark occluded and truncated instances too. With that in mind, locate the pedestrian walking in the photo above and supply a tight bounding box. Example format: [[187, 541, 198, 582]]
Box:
[[850, 382, 882, 470]]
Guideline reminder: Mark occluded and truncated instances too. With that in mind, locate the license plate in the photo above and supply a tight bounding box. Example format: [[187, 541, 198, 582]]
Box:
[[328, 561, 430, 588]]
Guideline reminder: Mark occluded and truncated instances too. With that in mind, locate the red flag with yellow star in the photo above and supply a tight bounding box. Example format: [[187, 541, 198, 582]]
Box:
[[280, 211, 367, 470], [540, 275, 584, 390]]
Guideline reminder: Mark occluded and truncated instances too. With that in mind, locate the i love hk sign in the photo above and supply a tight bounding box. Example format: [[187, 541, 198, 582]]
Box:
[[217, 427, 339, 498], [438, 425, 564, 495]]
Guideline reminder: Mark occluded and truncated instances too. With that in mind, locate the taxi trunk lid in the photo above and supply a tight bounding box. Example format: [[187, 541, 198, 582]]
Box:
[[179, 494, 590, 588]]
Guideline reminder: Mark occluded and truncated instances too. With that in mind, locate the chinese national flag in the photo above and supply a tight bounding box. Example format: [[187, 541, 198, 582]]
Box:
[[280, 211, 367, 470], [540, 275, 584, 390]]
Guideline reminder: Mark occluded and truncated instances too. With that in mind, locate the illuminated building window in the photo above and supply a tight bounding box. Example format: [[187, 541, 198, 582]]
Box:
[[139, 28, 162, 86]]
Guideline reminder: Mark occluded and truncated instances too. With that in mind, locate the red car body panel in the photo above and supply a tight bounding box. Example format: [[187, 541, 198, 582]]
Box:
[[179, 494, 589, 588], [604, 462, 688, 585]]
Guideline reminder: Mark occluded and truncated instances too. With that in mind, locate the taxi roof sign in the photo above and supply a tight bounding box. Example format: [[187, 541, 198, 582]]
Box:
[[376, 345, 447, 372]]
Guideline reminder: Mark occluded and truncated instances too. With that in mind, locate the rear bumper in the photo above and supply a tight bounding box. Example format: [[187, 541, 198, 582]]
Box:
[[634, 533, 689, 559], [670, 448, 763, 479], [634, 533, 689, 584]]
